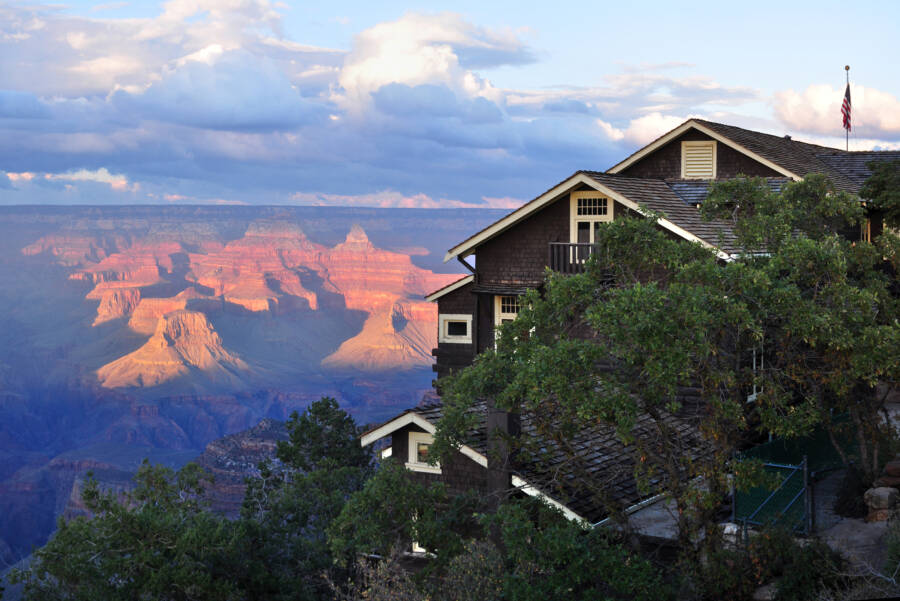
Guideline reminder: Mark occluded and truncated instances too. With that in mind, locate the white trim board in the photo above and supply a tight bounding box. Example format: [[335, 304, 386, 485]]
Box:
[[360, 412, 488, 468], [425, 274, 474, 302], [511, 474, 588, 525], [443, 172, 732, 263], [607, 120, 801, 181]]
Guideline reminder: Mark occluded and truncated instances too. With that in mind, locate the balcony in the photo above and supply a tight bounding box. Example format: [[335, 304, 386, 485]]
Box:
[[548, 242, 598, 274]]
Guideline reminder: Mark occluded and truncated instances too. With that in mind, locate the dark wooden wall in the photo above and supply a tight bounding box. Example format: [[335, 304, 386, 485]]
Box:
[[390, 424, 488, 497], [433, 282, 477, 382], [476, 195, 570, 288], [620, 130, 781, 179]]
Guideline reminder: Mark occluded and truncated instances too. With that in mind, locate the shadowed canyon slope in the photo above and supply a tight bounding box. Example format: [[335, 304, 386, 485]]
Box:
[[0, 205, 505, 565]]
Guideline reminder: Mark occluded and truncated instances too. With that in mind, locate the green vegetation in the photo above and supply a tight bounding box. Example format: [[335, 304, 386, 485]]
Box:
[[6, 167, 899, 600]]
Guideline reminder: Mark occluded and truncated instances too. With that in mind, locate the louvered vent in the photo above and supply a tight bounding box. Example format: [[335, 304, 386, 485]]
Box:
[[681, 141, 716, 179]]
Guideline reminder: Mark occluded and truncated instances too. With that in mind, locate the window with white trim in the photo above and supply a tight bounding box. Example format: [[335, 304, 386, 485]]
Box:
[[438, 313, 472, 344], [405, 431, 440, 474], [494, 295, 520, 328], [681, 141, 717, 179], [569, 191, 613, 246]]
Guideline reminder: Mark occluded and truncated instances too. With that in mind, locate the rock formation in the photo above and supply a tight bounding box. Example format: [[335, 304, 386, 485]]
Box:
[[96, 310, 249, 390]]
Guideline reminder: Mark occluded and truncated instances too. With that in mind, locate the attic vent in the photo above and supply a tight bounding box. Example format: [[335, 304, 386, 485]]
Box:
[[681, 141, 716, 179]]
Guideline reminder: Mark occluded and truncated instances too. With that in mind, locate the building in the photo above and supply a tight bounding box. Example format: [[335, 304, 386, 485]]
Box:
[[362, 118, 899, 531]]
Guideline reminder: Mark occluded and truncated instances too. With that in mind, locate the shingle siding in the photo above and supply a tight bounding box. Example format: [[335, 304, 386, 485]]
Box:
[[433, 282, 477, 381], [620, 130, 782, 180], [390, 424, 489, 497]]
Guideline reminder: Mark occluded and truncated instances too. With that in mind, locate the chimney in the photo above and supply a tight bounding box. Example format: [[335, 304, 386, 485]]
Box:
[[486, 402, 520, 506]]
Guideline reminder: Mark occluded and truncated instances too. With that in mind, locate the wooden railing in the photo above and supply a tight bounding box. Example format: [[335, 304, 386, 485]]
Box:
[[548, 242, 597, 274]]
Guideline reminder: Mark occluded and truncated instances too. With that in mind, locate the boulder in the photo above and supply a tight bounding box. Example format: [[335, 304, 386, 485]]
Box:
[[864, 487, 899, 522], [865, 487, 899, 510]]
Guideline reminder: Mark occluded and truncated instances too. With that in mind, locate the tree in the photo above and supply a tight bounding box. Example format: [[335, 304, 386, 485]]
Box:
[[9, 462, 241, 601], [861, 159, 900, 229], [276, 396, 372, 472], [435, 171, 899, 561], [236, 396, 374, 600]]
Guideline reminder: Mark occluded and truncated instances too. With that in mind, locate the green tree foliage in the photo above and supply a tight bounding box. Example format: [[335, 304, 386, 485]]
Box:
[[436, 171, 899, 561], [235, 397, 373, 600], [277, 396, 372, 472], [860, 159, 900, 228], [327, 460, 482, 571], [9, 396, 374, 601], [9, 462, 240, 601]]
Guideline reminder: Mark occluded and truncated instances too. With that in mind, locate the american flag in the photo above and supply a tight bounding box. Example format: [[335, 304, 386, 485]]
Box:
[[841, 83, 852, 131]]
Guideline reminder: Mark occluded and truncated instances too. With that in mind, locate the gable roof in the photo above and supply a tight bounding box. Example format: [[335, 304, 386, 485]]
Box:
[[816, 151, 900, 191], [424, 274, 474, 302], [444, 170, 741, 263], [363, 399, 708, 525]]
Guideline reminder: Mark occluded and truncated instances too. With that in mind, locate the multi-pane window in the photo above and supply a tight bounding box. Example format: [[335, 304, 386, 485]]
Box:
[[495, 295, 520, 327], [576, 196, 608, 216], [570, 192, 613, 252]]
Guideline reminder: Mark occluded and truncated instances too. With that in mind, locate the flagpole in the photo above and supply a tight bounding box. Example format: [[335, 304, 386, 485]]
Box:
[[845, 65, 850, 151]]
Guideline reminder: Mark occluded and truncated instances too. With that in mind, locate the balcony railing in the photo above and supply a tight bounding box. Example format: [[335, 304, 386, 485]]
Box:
[[548, 242, 598, 274]]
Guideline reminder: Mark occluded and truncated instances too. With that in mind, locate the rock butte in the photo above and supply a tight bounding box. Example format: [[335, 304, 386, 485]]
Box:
[[26, 221, 460, 388]]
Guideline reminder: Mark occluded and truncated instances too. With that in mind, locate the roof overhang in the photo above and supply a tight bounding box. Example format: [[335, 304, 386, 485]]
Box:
[[607, 119, 802, 181], [424, 274, 474, 303], [360, 411, 488, 468], [444, 171, 733, 263]]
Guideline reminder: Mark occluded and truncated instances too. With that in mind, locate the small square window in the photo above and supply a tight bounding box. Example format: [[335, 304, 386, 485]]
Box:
[[406, 431, 440, 474], [439, 314, 472, 344]]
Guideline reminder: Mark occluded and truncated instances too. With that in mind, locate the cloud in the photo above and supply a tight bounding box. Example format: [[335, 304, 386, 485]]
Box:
[[0, 173, 12, 189], [289, 189, 523, 209], [114, 49, 327, 131], [336, 12, 532, 112], [43, 167, 137, 191], [774, 84, 900, 141], [0, 90, 50, 119]]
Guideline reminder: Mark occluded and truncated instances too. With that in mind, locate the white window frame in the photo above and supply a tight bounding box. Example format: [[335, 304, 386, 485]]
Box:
[[569, 191, 613, 245], [494, 295, 520, 328], [746, 343, 764, 403], [438, 313, 472, 344], [405, 431, 440, 474], [681, 140, 717, 179]]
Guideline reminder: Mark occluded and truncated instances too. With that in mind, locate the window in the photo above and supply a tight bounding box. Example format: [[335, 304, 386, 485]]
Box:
[[406, 431, 440, 474], [569, 191, 613, 248], [681, 141, 717, 179], [494, 295, 520, 328], [438, 313, 472, 344]]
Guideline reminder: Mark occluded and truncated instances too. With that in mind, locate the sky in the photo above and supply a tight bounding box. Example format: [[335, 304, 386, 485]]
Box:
[[1, 0, 899, 208]]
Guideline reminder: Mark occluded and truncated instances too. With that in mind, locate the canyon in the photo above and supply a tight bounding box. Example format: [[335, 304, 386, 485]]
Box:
[[0, 205, 504, 565]]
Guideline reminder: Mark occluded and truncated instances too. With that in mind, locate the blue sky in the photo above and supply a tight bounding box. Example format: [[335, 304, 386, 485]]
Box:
[[1, 0, 898, 207]]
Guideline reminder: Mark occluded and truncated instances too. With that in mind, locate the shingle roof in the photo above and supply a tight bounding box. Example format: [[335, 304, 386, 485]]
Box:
[[815, 151, 900, 191], [580, 171, 741, 254], [690, 120, 859, 190], [404, 399, 709, 524], [667, 178, 791, 206]]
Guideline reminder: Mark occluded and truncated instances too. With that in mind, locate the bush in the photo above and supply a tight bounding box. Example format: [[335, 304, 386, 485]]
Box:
[[833, 467, 868, 519]]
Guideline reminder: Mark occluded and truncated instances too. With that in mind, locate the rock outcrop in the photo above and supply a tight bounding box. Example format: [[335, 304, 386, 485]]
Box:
[[194, 418, 288, 517], [96, 310, 249, 389]]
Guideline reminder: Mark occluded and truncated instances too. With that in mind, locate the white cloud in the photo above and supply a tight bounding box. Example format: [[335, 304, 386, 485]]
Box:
[[775, 84, 900, 141], [45, 167, 134, 191], [289, 189, 523, 209], [596, 112, 688, 145], [336, 12, 531, 113]]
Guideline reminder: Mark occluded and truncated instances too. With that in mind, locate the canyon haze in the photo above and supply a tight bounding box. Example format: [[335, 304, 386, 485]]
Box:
[[0, 205, 503, 564]]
